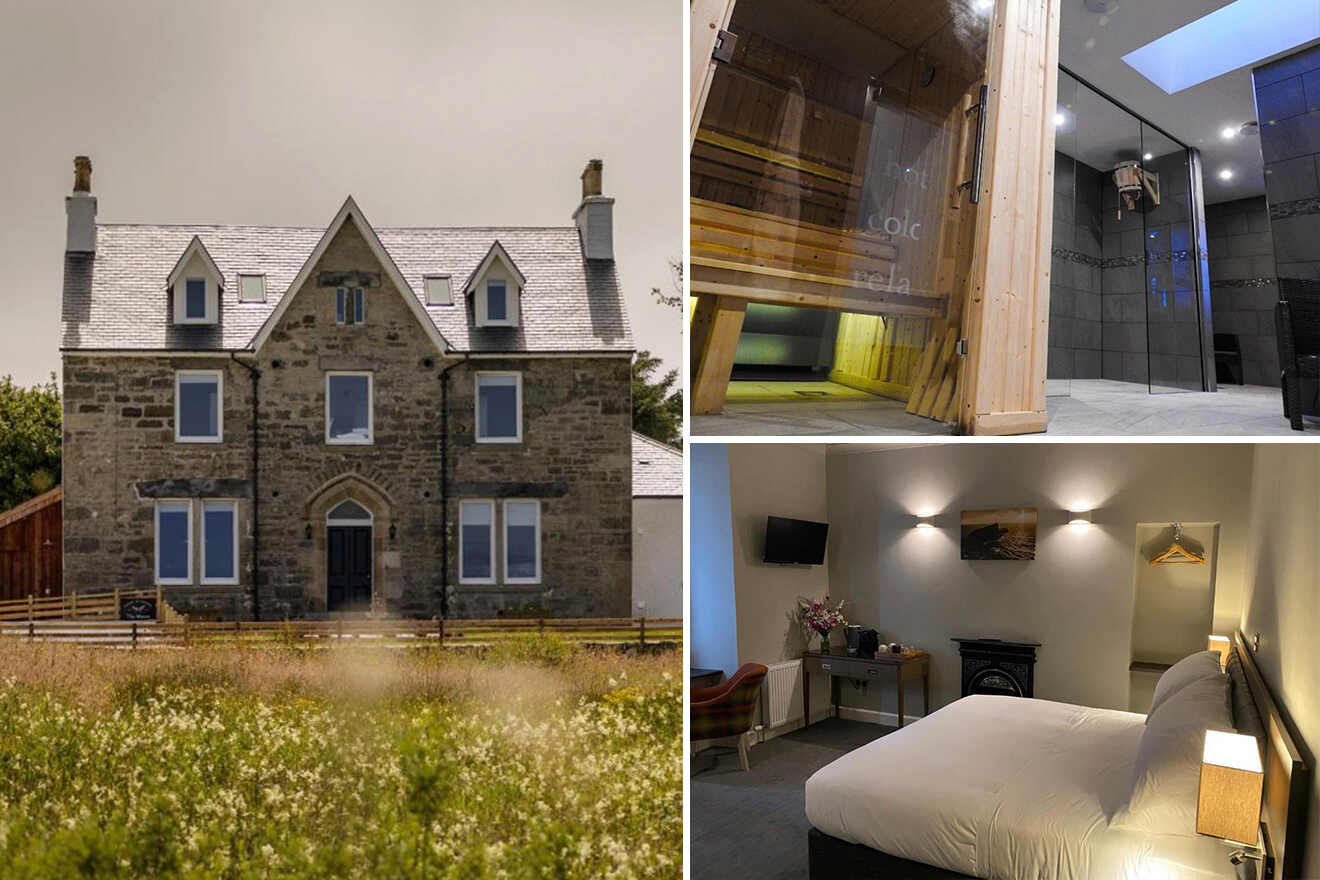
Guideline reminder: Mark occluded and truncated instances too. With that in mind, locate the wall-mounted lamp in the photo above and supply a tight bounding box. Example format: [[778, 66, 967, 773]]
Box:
[[389, 523, 397, 542], [1068, 509, 1092, 527], [915, 515, 936, 531], [304, 523, 312, 541]]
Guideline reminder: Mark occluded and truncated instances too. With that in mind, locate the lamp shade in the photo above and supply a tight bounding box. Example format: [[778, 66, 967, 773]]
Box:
[[915, 515, 935, 530], [1207, 635, 1231, 668], [1197, 730, 1264, 845], [1068, 509, 1091, 526]]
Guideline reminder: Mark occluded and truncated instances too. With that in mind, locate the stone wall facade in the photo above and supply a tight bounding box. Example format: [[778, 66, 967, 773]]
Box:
[[63, 222, 632, 619]]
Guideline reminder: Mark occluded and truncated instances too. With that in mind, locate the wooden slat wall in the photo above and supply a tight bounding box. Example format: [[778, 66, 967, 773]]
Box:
[[0, 493, 62, 603], [958, 0, 1060, 435]]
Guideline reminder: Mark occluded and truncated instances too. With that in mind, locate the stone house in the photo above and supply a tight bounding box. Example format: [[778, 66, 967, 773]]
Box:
[[60, 157, 634, 619]]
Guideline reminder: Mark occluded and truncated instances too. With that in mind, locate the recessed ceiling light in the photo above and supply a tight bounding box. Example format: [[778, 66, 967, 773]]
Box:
[[1123, 0, 1320, 95], [1143, 153, 1153, 161], [1219, 168, 1234, 181], [1221, 126, 1238, 140]]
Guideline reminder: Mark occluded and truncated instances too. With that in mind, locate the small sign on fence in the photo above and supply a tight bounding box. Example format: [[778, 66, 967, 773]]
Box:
[[120, 597, 157, 621]]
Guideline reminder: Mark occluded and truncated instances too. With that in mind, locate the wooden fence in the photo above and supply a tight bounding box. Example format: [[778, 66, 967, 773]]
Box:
[[0, 615, 683, 649], [0, 588, 182, 623]]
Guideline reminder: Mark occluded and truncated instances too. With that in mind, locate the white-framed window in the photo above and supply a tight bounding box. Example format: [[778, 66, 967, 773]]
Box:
[[336, 287, 366, 325], [424, 275, 453, 306], [325, 371, 373, 444], [184, 278, 207, 320], [503, 500, 541, 584], [459, 499, 495, 584], [175, 370, 223, 443], [475, 372, 522, 443], [238, 273, 266, 303], [155, 500, 193, 585], [485, 280, 511, 324], [201, 500, 239, 585]]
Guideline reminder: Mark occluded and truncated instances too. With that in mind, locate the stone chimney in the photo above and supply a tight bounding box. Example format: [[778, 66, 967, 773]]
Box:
[[573, 158, 614, 261], [66, 156, 96, 253]]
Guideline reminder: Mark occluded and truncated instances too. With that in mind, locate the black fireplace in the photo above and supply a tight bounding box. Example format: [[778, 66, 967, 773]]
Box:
[[952, 638, 1040, 698]]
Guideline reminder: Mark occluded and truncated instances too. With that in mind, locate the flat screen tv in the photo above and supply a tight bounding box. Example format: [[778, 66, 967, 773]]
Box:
[[763, 515, 829, 565]]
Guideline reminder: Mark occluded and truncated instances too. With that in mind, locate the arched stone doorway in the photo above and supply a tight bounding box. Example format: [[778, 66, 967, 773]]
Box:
[[305, 474, 395, 613]]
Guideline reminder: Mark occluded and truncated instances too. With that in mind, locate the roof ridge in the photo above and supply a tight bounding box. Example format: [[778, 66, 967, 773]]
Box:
[[632, 432, 683, 457], [97, 223, 578, 232]]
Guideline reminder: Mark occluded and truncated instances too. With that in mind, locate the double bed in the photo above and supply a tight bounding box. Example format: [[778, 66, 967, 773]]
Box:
[[804, 632, 1311, 879]]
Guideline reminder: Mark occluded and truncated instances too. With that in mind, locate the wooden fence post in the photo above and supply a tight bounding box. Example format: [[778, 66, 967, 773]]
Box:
[[131, 621, 138, 649], [27, 618, 34, 640], [183, 617, 191, 648], [538, 618, 545, 640], [71, 590, 78, 618], [113, 587, 120, 620], [639, 617, 646, 649], [27, 594, 34, 622], [155, 586, 163, 621], [439, 617, 445, 647]]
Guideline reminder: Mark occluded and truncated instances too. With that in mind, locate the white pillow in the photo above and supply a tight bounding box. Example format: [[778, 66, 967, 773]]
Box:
[[1147, 651, 1224, 720], [1115, 674, 1234, 836]]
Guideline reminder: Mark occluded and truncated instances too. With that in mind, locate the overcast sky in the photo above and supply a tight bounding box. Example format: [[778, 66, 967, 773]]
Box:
[[0, 0, 682, 387]]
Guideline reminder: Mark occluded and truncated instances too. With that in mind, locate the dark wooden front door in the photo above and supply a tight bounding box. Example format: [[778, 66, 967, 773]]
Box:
[[327, 526, 372, 611]]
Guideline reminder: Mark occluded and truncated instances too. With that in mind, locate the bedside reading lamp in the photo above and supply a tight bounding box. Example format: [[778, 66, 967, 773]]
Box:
[[1197, 730, 1265, 880]]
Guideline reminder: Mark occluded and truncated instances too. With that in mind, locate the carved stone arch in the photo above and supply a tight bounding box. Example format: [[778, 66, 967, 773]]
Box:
[[305, 472, 398, 613]]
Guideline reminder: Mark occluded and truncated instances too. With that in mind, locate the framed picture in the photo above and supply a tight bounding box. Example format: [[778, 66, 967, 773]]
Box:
[[961, 508, 1037, 560]]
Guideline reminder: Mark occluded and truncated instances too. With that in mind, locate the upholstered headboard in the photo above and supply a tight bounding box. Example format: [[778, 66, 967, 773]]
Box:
[[1227, 631, 1312, 880]]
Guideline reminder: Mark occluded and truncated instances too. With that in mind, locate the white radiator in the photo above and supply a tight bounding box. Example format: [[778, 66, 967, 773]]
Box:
[[764, 659, 804, 728]]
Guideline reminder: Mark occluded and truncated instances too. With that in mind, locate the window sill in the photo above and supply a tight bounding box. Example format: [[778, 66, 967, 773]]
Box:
[[200, 579, 240, 587], [175, 318, 217, 326], [326, 438, 374, 446], [458, 578, 497, 586], [475, 436, 522, 445], [175, 436, 223, 444], [453, 582, 546, 593], [155, 578, 193, 587]]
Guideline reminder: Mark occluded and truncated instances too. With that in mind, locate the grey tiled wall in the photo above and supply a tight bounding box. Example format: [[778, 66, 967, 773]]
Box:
[[1205, 197, 1279, 387], [1049, 153, 1103, 380]]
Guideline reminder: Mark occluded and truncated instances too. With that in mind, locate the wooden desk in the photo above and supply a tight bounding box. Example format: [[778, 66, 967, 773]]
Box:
[[802, 649, 930, 728]]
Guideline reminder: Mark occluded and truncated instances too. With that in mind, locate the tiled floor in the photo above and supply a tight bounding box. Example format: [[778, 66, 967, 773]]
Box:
[[692, 718, 890, 880], [692, 379, 1308, 436]]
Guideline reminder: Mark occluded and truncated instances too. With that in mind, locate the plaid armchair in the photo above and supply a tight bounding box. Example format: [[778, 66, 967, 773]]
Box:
[[1276, 279, 1320, 431], [690, 662, 768, 771]]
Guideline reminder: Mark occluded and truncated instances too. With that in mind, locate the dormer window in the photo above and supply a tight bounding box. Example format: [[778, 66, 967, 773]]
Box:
[[167, 236, 222, 326], [486, 280, 509, 323], [185, 279, 207, 319], [464, 241, 526, 328]]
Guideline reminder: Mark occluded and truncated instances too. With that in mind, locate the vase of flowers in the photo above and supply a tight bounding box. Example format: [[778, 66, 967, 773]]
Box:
[[799, 596, 847, 653]]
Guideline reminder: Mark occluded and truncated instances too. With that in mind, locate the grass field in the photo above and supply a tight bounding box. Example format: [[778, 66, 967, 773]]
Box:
[[0, 637, 681, 879]]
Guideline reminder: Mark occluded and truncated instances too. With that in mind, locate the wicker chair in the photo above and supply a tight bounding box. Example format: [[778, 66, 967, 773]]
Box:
[[1275, 279, 1320, 431], [690, 662, 768, 772]]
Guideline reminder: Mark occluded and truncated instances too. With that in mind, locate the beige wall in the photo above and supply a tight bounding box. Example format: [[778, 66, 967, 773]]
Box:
[[825, 444, 1256, 717], [632, 497, 681, 619], [1239, 445, 1320, 879], [728, 445, 830, 668]]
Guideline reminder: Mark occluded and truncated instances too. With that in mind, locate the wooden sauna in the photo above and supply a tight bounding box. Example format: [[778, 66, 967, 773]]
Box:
[[691, 0, 1062, 435]]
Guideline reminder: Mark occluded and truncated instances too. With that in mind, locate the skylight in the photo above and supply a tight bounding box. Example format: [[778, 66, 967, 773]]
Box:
[[1122, 0, 1320, 95]]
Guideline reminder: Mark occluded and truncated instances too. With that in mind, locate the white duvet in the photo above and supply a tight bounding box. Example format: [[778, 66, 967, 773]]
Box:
[[804, 695, 1232, 879]]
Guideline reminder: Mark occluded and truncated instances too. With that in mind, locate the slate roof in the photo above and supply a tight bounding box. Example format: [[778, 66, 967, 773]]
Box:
[[62, 222, 633, 354], [631, 432, 683, 498]]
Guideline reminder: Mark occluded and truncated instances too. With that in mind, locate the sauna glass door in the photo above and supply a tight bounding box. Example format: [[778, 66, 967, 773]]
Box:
[[690, 0, 991, 416]]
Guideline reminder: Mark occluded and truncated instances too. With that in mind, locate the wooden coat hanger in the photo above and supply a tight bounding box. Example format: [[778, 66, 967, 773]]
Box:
[[1149, 523, 1206, 565]]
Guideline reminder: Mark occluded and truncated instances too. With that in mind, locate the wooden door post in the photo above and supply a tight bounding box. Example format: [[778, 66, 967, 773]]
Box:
[[691, 294, 747, 414], [690, 0, 737, 148], [959, 0, 1061, 435]]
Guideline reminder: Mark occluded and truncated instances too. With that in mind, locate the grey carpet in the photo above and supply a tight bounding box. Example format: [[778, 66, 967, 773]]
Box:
[[691, 718, 892, 880]]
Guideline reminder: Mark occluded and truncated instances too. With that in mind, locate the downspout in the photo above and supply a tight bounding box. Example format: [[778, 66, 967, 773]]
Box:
[[438, 354, 468, 618], [231, 353, 261, 620]]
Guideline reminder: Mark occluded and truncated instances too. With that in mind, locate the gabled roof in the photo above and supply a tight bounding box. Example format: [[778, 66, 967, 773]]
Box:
[[165, 236, 223, 289], [61, 218, 633, 355], [462, 240, 527, 294], [0, 486, 62, 530], [249, 196, 449, 353], [631, 432, 682, 498]]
